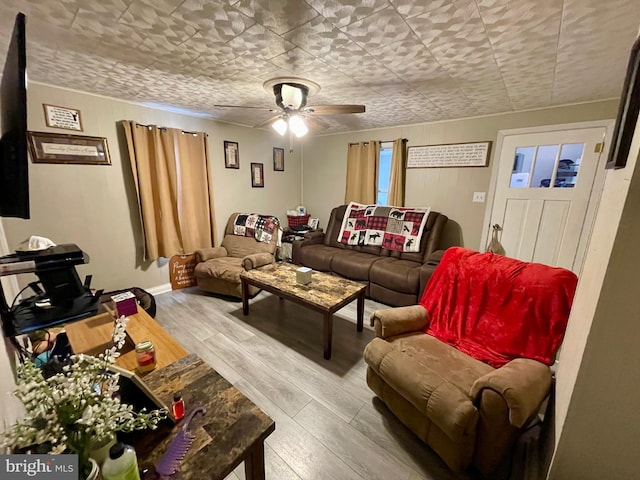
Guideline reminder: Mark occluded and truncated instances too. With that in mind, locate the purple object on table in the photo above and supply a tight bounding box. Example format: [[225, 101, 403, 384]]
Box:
[[154, 407, 206, 476]]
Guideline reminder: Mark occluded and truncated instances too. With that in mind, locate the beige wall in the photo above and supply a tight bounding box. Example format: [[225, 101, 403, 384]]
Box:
[[303, 100, 618, 249], [1, 82, 301, 291], [548, 115, 640, 479]]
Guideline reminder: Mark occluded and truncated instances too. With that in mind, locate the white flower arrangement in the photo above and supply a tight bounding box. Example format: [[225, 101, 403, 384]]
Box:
[[1, 316, 166, 478]]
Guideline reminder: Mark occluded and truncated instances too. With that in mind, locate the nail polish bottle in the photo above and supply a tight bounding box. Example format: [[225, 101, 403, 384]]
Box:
[[172, 394, 185, 420]]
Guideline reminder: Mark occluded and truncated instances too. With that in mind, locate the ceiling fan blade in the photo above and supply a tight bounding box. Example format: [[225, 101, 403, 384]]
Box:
[[306, 105, 366, 115], [215, 104, 277, 112], [303, 115, 330, 131], [253, 115, 281, 129]]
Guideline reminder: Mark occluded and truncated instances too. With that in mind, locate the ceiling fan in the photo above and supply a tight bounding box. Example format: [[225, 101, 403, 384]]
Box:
[[214, 77, 366, 138]]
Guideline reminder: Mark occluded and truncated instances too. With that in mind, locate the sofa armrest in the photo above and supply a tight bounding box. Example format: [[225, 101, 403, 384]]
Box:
[[195, 246, 228, 262], [291, 231, 326, 264], [370, 305, 429, 339], [242, 252, 274, 271], [470, 358, 552, 428], [426, 249, 445, 265]]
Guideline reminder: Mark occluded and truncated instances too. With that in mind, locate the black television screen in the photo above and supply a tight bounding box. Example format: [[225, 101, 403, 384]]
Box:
[[0, 12, 29, 219]]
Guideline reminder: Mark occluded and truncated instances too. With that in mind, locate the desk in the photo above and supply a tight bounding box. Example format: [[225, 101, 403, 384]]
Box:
[[68, 309, 275, 479], [66, 305, 188, 372], [133, 354, 275, 480]]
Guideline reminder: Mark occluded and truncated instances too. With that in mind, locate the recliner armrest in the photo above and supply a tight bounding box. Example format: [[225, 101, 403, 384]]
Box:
[[370, 305, 429, 339], [291, 231, 325, 264], [426, 249, 445, 265], [195, 246, 228, 262], [470, 358, 552, 428], [243, 252, 274, 270]]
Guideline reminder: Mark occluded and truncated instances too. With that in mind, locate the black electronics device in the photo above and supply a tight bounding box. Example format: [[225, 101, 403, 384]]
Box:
[[0, 12, 29, 219], [0, 244, 100, 336]]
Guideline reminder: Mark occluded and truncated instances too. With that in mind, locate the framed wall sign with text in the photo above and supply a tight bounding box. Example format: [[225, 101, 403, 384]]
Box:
[[28, 131, 111, 165], [43, 104, 83, 131]]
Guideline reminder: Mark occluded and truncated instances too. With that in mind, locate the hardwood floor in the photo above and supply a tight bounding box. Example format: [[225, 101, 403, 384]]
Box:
[[154, 287, 477, 480]]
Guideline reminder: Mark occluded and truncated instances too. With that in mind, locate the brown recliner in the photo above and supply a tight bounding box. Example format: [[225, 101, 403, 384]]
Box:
[[364, 247, 578, 477], [194, 213, 279, 298]]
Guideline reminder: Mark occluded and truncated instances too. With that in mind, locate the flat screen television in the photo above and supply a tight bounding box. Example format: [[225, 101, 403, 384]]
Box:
[[0, 12, 29, 219]]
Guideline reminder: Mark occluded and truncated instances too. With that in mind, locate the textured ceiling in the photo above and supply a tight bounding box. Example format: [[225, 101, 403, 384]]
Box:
[[0, 0, 639, 134]]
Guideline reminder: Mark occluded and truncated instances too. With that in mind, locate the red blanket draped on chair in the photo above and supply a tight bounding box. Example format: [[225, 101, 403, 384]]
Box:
[[419, 247, 578, 368]]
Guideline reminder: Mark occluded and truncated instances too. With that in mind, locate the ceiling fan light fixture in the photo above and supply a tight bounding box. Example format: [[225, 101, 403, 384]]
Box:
[[289, 115, 308, 137], [272, 118, 288, 136]]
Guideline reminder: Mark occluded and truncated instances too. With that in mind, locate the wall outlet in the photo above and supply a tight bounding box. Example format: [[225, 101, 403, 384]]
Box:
[[473, 192, 486, 203]]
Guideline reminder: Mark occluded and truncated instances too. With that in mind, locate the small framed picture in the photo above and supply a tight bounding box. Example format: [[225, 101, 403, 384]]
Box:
[[308, 218, 319, 230], [224, 140, 239, 169], [43, 103, 83, 131], [251, 162, 264, 188], [273, 147, 284, 171]]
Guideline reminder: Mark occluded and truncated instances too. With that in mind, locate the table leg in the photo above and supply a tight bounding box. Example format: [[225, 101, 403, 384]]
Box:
[[242, 279, 249, 316], [323, 312, 333, 360], [244, 442, 266, 480], [356, 290, 365, 332]]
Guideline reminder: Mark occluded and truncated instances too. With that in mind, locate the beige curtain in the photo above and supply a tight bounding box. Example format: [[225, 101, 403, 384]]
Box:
[[388, 138, 407, 206], [344, 141, 379, 204], [122, 121, 216, 260]]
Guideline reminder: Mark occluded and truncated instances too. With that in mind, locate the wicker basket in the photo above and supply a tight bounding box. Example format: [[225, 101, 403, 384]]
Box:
[[287, 214, 310, 228]]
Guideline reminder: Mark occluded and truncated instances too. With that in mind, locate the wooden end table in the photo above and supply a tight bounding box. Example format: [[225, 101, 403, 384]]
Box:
[[240, 262, 366, 359]]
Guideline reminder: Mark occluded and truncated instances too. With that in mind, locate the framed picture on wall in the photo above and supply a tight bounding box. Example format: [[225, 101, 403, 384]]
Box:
[[27, 131, 111, 165], [273, 147, 284, 171], [251, 162, 264, 187], [606, 35, 640, 169], [224, 140, 239, 169]]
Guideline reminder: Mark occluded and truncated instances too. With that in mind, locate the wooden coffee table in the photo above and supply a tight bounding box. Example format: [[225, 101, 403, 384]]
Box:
[[240, 262, 366, 359]]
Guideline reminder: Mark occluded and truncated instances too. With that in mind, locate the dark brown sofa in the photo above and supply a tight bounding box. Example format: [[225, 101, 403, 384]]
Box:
[[292, 204, 448, 306]]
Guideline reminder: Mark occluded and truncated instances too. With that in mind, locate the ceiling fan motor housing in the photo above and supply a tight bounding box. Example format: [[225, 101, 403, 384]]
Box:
[[274, 82, 309, 110]]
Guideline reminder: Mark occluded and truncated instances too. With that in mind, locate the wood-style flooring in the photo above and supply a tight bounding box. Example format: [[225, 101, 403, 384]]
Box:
[[154, 287, 480, 480]]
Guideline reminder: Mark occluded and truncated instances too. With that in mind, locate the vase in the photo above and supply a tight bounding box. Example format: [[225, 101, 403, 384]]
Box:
[[89, 435, 117, 466], [86, 458, 99, 480]]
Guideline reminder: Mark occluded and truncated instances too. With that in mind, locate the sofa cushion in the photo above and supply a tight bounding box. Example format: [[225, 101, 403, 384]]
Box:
[[369, 258, 422, 294], [195, 256, 243, 283], [222, 234, 274, 258], [331, 251, 384, 281], [298, 244, 343, 272], [364, 333, 492, 442]]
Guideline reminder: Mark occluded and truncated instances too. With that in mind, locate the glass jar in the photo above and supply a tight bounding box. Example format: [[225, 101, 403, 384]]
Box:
[[135, 340, 156, 373]]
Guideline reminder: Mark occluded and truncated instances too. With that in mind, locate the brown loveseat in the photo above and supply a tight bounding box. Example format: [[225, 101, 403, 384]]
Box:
[[364, 247, 578, 476], [292, 204, 448, 306], [194, 213, 278, 298]]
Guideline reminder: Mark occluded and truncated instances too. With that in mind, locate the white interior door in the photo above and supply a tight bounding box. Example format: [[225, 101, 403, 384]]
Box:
[[490, 127, 605, 271]]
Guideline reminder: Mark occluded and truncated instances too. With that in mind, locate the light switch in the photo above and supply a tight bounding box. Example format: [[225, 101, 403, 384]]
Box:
[[473, 192, 486, 203]]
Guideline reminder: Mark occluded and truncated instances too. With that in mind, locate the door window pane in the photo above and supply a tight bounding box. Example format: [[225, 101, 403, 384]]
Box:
[[510, 146, 535, 188], [531, 145, 560, 188], [554, 143, 584, 188]]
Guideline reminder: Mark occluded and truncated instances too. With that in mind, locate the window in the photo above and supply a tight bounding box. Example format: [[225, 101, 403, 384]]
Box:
[[377, 143, 393, 204], [510, 143, 584, 189]]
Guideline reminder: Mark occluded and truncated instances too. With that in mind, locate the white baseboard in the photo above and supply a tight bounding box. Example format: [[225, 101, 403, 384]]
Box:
[[147, 283, 172, 296]]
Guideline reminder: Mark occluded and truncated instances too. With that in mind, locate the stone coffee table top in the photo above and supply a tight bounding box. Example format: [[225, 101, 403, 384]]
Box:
[[241, 262, 365, 310]]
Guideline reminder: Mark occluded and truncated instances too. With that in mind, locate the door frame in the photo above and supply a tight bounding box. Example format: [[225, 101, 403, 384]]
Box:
[[479, 120, 615, 273]]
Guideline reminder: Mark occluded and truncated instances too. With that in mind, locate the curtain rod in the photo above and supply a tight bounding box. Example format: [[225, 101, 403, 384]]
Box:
[[134, 122, 205, 136], [348, 138, 407, 146]]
